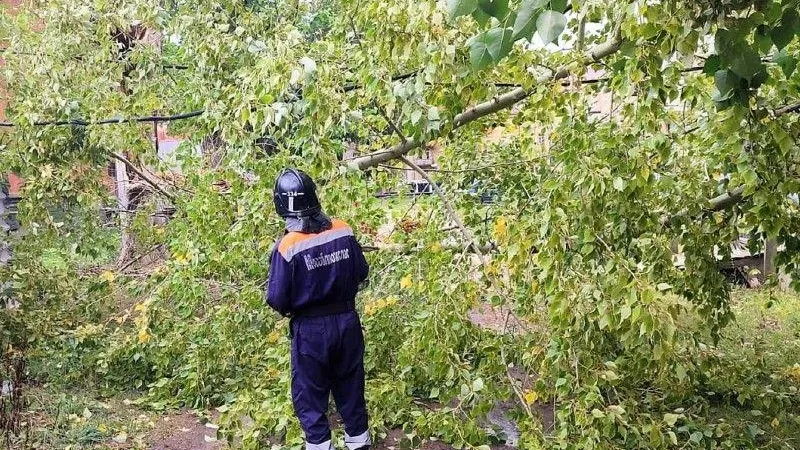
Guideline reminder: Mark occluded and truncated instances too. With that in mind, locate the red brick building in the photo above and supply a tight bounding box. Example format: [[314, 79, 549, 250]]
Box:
[[1, 0, 24, 197]]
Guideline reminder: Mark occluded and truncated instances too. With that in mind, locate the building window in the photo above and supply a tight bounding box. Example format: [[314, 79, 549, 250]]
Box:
[[409, 180, 434, 195]]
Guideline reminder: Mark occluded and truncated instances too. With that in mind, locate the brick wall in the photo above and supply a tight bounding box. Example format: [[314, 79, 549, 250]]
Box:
[[1, 0, 22, 196]]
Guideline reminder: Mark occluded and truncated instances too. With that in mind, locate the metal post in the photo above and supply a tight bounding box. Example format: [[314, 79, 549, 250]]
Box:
[[0, 183, 10, 266]]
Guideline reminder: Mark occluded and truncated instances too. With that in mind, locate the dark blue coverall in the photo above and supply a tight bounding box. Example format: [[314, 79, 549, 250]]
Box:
[[266, 219, 370, 450]]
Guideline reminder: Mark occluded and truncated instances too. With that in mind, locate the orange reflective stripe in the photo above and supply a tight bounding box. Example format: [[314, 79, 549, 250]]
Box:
[[277, 219, 353, 260], [278, 232, 313, 257], [330, 219, 350, 231]]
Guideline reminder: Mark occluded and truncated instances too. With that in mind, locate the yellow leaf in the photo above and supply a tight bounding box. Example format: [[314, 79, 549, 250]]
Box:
[[400, 275, 413, 290], [523, 390, 538, 404], [267, 330, 281, 344], [100, 270, 115, 283], [771, 417, 780, 428], [492, 216, 507, 239], [137, 328, 152, 344], [786, 364, 800, 381], [41, 164, 54, 179]]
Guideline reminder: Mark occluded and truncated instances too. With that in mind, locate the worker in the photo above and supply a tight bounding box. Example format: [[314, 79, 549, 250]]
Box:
[[265, 168, 371, 450]]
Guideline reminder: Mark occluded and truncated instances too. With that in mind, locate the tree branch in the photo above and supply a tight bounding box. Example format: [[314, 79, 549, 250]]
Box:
[[400, 156, 487, 265], [707, 186, 745, 211], [375, 103, 488, 263], [663, 99, 800, 225], [775, 102, 800, 116], [117, 243, 165, 272], [661, 186, 745, 226], [347, 23, 625, 171], [108, 152, 176, 202]]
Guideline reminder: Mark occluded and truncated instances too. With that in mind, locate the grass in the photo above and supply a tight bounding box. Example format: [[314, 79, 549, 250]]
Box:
[[702, 288, 800, 449], [7, 386, 156, 449]]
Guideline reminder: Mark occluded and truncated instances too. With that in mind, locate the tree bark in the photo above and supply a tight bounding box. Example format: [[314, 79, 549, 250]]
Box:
[[763, 237, 777, 278], [347, 24, 624, 171], [114, 157, 134, 268]]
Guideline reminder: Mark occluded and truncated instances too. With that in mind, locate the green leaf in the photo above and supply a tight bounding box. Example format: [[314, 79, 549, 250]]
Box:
[[714, 29, 739, 55], [729, 46, 763, 80], [428, 107, 440, 122], [663, 413, 680, 427], [549, 0, 567, 12], [690, 431, 703, 443], [512, 0, 547, 41], [754, 25, 773, 53], [477, 0, 509, 19], [447, 0, 477, 19], [607, 405, 626, 416], [770, 21, 795, 49], [703, 55, 721, 75], [472, 7, 491, 26], [620, 305, 631, 321], [676, 364, 687, 382], [472, 378, 485, 391], [750, 69, 768, 88], [612, 177, 625, 191], [668, 431, 678, 445], [501, 10, 517, 29], [770, 123, 794, 155], [713, 69, 740, 101], [536, 10, 566, 45], [656, 282, 672, 291], [782, 8, 800, 33], [468, 27, 514, 69], [247, 39, 267, 53], [775, 50, 798, 78]]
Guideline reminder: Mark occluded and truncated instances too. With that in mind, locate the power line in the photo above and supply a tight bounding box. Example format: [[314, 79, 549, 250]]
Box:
[[0, 109, 205, 128], [0, 48, 190, 70]]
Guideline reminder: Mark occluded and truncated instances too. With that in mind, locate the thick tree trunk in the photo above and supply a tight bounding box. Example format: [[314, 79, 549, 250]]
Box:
[[763, 238, 777, 278], [114, 157, 134, 267], [111, 25, 165, 268]]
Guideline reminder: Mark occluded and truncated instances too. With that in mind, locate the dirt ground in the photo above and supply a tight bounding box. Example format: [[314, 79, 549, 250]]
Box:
[[146, 411, 226, 450], [369, 428, 514, 450], [142, 415, 513, 450]]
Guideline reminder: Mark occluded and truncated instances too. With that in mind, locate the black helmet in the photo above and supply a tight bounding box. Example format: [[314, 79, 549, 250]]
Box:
[[273, 168, 322, 218]]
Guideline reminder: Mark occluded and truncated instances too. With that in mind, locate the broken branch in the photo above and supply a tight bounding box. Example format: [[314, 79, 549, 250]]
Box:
[[108, 151, 176, 202]]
